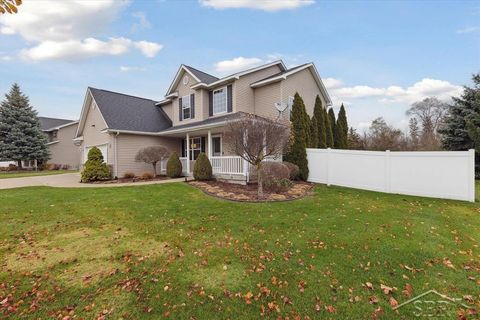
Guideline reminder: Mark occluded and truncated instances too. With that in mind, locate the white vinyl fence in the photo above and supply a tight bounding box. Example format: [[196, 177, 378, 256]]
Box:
[[307, 148, 476, 202]]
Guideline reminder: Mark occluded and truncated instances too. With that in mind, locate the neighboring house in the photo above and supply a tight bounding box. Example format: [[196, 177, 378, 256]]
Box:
[[74, 60, 332, 181], [39, 117, 81, 169]]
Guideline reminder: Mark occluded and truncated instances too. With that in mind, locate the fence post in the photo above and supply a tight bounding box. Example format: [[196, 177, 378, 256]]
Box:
[[468, 149, 475, 202], [326, 148, 331, 186], [385, 150, 391, 193]]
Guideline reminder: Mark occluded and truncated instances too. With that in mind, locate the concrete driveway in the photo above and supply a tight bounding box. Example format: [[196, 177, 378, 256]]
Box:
[[0, 172, 184, 190]]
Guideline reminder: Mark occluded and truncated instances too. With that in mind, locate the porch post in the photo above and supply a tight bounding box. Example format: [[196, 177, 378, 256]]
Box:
[[186, 132, 190, 174], [207, 130, 212, 159]]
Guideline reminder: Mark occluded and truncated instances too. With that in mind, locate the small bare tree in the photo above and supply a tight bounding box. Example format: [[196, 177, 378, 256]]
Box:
[[135, 146, 170, 176], [223, 114, 290, 197]]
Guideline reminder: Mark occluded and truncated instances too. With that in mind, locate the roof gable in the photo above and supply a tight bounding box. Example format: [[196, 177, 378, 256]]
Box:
[[250, 63, 332, 106], [76, 88, 172, 136]]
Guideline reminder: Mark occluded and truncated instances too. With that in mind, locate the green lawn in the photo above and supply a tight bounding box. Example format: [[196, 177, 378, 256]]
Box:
[[0, 170, 77, 179], [0, 182, 478, 319]]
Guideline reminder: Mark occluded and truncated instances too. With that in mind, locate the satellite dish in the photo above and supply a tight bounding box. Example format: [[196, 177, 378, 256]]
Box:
[[275, 102, 288, 112]]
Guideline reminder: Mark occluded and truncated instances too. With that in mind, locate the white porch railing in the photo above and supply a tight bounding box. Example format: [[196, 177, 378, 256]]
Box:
[[162, 155, 281, 178], [211, 156, 245, 175]]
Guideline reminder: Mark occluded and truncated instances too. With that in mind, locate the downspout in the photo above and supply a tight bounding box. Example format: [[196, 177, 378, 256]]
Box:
[[114, 131, 120, 178]]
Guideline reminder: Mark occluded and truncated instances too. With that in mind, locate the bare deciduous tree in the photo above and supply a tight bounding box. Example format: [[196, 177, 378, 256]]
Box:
[[407, 97, 448, 131], [223, 114, 290, 197], [135, 146, 170, 176]]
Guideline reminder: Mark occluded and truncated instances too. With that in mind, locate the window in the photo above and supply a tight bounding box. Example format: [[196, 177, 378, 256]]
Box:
[[184, 137, 202, 160], [213, 87, 227, 114], [212, 136, 222, 156], [181, 95, 191, 120]]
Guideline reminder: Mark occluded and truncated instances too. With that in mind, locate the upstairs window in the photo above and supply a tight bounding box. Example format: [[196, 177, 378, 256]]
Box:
[[213, 87, 227, 115], [181, 95, 191, 120]]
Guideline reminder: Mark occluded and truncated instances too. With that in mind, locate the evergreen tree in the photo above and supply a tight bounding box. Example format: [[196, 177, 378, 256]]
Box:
[[285, 93, 309, 180], [313, 95, 326, 148], [310, 115, 319, 148], [0, 83, 49, 167], [347, 127, 363, 150], [409, 117, 420, 150], [328, 108, 336, 147], [324, 107, 334, 147], [336, 104, 349, 148], [304, 113, 312, 149], [439, 73, 480, 177]]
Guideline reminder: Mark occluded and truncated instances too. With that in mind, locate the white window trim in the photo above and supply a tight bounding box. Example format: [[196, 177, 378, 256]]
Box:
[[212, 86, 228, 115], [211, 135, 222, 156], [181, 95, 191, 120]]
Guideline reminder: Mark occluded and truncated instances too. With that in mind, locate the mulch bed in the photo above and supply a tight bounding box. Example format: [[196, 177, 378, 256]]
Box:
[[189, 180, 314, 202], [90, 175, 172, 184]]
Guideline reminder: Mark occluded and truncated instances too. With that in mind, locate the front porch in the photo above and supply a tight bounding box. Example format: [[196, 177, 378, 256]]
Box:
[[158, 126, 250, 182]]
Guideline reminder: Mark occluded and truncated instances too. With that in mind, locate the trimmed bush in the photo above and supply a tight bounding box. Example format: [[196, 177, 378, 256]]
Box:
[[123, 171, 135, 179], [258, 162, 292, 193], [263, 177, 293, 193], [193, 152, 212, 180], [81, 146, 111, 182], [166, 151, 182, 178], [141, 171, 154, 180], [283, 161, 300, 180]]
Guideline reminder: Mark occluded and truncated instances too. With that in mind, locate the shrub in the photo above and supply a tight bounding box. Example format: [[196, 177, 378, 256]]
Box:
[[8, 164, 17, 171], [283, 162, 300, 180], [81, 146, 111, 182], [166, 152, 182, 178], [193, 153, 212, 180], [263, 177, 293, 193], [52, 164, 62, 170], [123, 171, 135, 179], [141, 172, 154, 180], [258, 162, 292, 193], [61, 164, 70, 170]]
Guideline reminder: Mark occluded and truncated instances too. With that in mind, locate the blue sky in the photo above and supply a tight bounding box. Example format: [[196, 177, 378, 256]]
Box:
[[0, 0, 479, 131]]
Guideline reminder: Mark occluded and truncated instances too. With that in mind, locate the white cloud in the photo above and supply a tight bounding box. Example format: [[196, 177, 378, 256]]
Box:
[[0, 0, 128, 42], [0, 0, 163, 61], [19, 38, 161, 61], [131, 11, 151, 32], [323, 77, 344, 89], [20, 38, 131, 61], [199, 0, 314, 11], [456, 26, 480, 34], [329, 78, 462, 104], [120, 66, 146, 72], [214, 56, 263, 73], [133, 41, 163, 58]]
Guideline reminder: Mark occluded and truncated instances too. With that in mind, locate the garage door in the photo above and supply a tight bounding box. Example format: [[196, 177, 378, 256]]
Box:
[[84, 144, 108, 163]]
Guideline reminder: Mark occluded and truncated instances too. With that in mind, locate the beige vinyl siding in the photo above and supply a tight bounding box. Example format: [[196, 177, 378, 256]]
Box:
[[115, 134, 181, 177], [281, 68, 325, 116], [161, 102, 173, 121], [47, 124, 81, 169], [171, 70, 203, 127], [235, 65, 282, 114], [253, 68, 326, 120], [81, 100, 113, 165], [253, 82, 282, 120]]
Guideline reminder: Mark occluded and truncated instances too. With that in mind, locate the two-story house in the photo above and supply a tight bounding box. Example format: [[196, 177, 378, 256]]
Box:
[[74, 60, 332, 181], [39, 117, 81, 169]]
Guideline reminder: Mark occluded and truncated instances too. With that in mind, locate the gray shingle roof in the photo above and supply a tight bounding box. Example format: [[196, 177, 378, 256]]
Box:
[[250, 63, 311, 85], [184, 65, 219, 84], [89, 87, 172, 133], [39, 117, 75, 131], [159, 112, 243, 133]]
